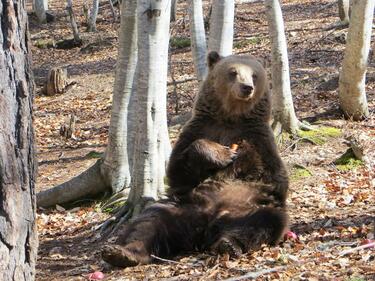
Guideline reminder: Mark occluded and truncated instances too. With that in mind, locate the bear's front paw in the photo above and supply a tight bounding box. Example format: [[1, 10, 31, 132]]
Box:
[[214, 146, 237, 168]]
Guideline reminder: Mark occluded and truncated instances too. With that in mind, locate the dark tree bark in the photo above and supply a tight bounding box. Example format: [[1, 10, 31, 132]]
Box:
[[0, 1, 38, 280]]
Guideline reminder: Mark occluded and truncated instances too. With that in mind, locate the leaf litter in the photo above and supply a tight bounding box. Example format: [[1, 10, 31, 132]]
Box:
[[31, 0, 375, 280]]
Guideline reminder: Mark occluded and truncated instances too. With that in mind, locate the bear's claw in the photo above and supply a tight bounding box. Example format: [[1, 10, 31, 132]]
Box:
[[212, 237, 242, 258]]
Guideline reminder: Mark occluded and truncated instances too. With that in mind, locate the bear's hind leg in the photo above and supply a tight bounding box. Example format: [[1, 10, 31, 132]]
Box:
[[209, 207, 288, 257], [102, 202, 207, 267]]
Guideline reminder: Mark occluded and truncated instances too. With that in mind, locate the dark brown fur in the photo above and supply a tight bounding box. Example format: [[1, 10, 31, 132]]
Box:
[[102, 52, 289, 267]]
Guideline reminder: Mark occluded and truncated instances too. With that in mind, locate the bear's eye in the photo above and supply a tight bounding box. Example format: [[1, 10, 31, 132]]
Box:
[[229, 69, 238, 77], [252, 74, 257, 83]]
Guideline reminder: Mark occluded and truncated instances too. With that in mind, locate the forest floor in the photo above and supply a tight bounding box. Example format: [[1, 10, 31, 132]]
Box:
[[29, 0, 374, 280]]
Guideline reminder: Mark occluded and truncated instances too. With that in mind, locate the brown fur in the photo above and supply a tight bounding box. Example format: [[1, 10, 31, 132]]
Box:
[[101, 52, 289, 267]]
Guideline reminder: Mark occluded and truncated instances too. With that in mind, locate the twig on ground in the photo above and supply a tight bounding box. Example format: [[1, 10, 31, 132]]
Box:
[[281, 138, 302, 154], [167, 77, 196, 86], [150, 254, 181, 264], [339, 242, 375, 256]]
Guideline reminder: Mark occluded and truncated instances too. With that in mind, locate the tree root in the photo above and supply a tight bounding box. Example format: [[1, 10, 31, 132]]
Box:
[[98, 197, 155, 238], [324, 20, 349, 31], [37, 159, 109, 208], [98, 203, 133, 237], [100, 188, 130, 211]]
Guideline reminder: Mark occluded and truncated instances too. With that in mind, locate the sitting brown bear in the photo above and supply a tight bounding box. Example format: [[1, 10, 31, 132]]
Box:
[[101, 51, 289, 267]]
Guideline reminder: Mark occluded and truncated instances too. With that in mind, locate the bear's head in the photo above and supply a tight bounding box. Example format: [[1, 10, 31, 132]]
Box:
[[205, 51, 268, 117]]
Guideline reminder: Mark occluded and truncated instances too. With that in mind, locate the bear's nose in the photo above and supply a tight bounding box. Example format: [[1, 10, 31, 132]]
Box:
[[241, 84, 253, 95]]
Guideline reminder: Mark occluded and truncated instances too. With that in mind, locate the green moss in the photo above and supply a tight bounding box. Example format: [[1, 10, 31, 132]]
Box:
[[34, 39, 55, 49], [170, 37, 191, 49], [298, 126, 342, 145], [233, 37, 262, 48], [290, 164, 312, 181], [334, 148, 363, 171], [85, 151, 104, 159]]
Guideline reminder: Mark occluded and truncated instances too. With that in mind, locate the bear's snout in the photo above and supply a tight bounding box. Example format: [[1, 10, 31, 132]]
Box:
[[240, 83, 254, 97]]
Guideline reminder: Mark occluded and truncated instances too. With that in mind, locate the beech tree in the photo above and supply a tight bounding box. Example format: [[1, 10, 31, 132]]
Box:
[[265, 0, 306, 135], [37, 0, 172, 224], [338, 0, 350, 23], [34, 0, 48, 23], [88, 0, 100, 31], [189, 0, 207, 81], [208, 0, 235, 56], [338, 0, 374, 120], [67, 0, 82, 43], [0, 1, 38, 280]]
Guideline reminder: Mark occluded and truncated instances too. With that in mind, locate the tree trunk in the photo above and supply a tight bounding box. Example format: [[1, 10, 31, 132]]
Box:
[[170, 0, 178, 22], [128, 0, 171, 216], [108, 0, 117, 22], [88, 0, 100, 31], [189, 0, 207, 82], [338, 0, 374, 120], [67, 0, 82, 42], [37, 0, 138, 207], [0, 0, 38, 279], [34, 0, 48, 23], [265, 0, 300, 134], [208, 0, 235, 56], [36, 0, 172, 212], [338, 0, 350, 22], [101, 0, 138, 194]]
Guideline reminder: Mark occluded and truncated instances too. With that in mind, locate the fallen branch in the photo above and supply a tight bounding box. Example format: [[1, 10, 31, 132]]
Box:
[[339, 242, 375, 256], [221, 266, 285, 281], [167, 76, 195, 86], [317, 0, 336, 12], [324, 20, 349, 31]]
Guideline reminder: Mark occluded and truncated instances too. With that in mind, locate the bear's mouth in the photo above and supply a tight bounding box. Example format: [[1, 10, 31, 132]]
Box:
[[236, 92, 254, 101]]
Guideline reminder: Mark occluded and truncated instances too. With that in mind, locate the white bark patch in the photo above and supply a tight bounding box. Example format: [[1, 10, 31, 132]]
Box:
[[189, 0, 208, 81], [338, 0, 373, 120], [265, 0, 299, 133], [208, 0, 235, 56], [103, 0, 138, 193]]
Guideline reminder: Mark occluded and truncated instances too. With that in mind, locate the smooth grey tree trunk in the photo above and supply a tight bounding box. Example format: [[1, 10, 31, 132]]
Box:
[[67, 0, 82, 42], [208, 0, 235, 56], [128, 0, 171, 216], [37, 0, 138, 207], [37, 0, 171, 212], [171, 0, 178, 22], [338, 0, 374, 120], [338, 0, 350, 22], [189, 0, 207, 82], [88, 0, 100, 31], [0, 0, 38, 279], [265, 0, 301, 134], [102, 0, 138, 194], [34, 0, 48, 23]]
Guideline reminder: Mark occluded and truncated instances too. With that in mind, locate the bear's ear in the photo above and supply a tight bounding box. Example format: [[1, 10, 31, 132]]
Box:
[[207, 51, 222, 70], [256, 57, 267, 68]]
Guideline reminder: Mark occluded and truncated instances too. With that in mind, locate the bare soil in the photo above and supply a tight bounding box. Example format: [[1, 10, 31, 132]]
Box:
[[30, 0, 374, 280]]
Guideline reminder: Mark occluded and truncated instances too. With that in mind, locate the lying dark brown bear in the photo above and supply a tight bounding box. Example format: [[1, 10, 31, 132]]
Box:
[[101, 51, 289, 267]]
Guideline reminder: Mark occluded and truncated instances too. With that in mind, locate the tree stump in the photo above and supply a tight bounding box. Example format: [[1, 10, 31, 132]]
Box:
[[60, 114, 77, 139], [44, 67, 68, 96]]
